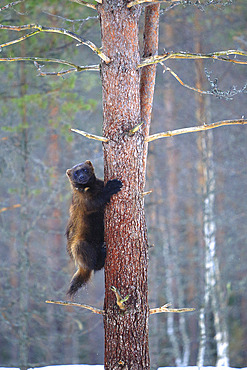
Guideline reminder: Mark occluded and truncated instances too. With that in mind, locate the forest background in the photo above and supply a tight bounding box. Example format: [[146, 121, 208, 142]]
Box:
[[0, 0, 246, 369]]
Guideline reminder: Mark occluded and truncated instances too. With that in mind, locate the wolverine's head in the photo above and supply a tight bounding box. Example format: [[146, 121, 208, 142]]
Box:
[[66, 161, 96, 189]]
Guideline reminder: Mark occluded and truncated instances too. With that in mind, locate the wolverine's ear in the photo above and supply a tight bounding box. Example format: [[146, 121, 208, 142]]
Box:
[[66, 169, 72, 177], [85, 160, 93, 168]]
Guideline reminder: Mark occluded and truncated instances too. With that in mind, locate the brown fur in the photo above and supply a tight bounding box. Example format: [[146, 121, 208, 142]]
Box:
[[66, 161, 122, 297]]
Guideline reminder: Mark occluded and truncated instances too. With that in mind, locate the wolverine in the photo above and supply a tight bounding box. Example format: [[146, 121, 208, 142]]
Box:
[[66, 160, 122, 297]]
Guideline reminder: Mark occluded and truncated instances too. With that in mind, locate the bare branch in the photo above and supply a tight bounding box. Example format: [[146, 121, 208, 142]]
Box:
[[0, 204, 21, 213], [128, 0, 235, 8], [196, 0, 234, 9], [141, 190, 153, 196], [46, 299, 194, 316], [127, 0, 177, 8], [164, 65, 209, 94], [71, 128, 109, 142], [233, 36, 247, 48], [0, 55, 96, 68], [0, 56, 99, 76], [33, 60, 99, 76], [0, 24, 110, 63], [138, 50, 247, 68], [0, 29, 39, 48], [150, 303, 195, 315], [69, 0, 97, 9], [43, 11, 98, 24], [145, 119, 247, 143], [36, 66, 99, 76], [0, 1, 25, 12], [163, 65, 247, 99], [204, 68, 247, 100], [46, 300, 104, 315]]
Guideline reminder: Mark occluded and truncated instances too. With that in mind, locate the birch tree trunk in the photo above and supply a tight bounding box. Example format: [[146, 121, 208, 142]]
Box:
[[198, 125, 229, 367], [194, 11, 229, 366], [98, 1, 159, 368]]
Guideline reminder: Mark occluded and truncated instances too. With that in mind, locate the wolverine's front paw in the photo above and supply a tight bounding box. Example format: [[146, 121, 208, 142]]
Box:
[[105, 179, 122, 195]]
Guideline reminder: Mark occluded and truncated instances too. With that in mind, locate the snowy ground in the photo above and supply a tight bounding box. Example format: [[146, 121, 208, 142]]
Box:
[[1, 366, 247, 370]]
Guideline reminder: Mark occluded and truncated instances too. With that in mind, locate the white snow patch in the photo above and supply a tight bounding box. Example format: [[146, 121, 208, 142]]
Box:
[[0, 366, 103, 370], [28, 366, 104, 370], [1, 366, 247, 370], [158, 368, 247, 370]]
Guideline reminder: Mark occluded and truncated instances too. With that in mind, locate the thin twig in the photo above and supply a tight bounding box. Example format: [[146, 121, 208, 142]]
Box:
[[164, 66, 209, 94], [0, 56, 99, 71], [0, 56, 76, 68], [0, 204, 21, 213], [0, 0, 24, 12], [33, 60, 99, 76], [145, 119, 247, 143], [150, 303, 195, 315], [36, 65, 99, 76], [71, 128, 109, 142], [69, 0, 97, 10], [141, 190, 153, 196], [46, 300, 104, 315], [163, 65, 247, 99], [127, 0, 232, 10], [138, 50, 247, 68], [127, 0, 178, 8], [43, 11, 98, 24], [0, 24, 110, 63]]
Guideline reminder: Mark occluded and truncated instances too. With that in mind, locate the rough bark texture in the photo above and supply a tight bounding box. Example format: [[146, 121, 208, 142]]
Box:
[[140, 4, 160, 128], [140, 4, 160, 184], [98, 1, 151, 368]]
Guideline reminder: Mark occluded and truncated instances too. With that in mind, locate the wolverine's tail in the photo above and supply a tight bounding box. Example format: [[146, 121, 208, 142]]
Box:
[[67, 267, 92, 297]]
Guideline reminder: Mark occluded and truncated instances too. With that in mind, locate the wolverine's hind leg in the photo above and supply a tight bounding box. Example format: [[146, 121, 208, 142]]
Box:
[[94, 244, 106, 271], [67, 241, 105, 297], [68, 240, 97, 297], [72, 240, 98, 270]]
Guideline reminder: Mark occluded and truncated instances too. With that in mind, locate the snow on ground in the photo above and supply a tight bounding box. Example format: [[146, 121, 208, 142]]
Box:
[[1, 366, 247, 370], [158, 368, 247, 370], [0, 367, 103, 370], [0, 366, 103, 370], [28, 366, 104, 370]]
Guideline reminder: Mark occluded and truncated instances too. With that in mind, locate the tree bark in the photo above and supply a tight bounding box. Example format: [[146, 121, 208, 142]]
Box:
[[98, 1, 158, 368]]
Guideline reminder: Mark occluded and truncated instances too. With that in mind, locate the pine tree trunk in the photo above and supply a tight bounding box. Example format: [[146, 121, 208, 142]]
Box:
[[98, 1, 158, 368]]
